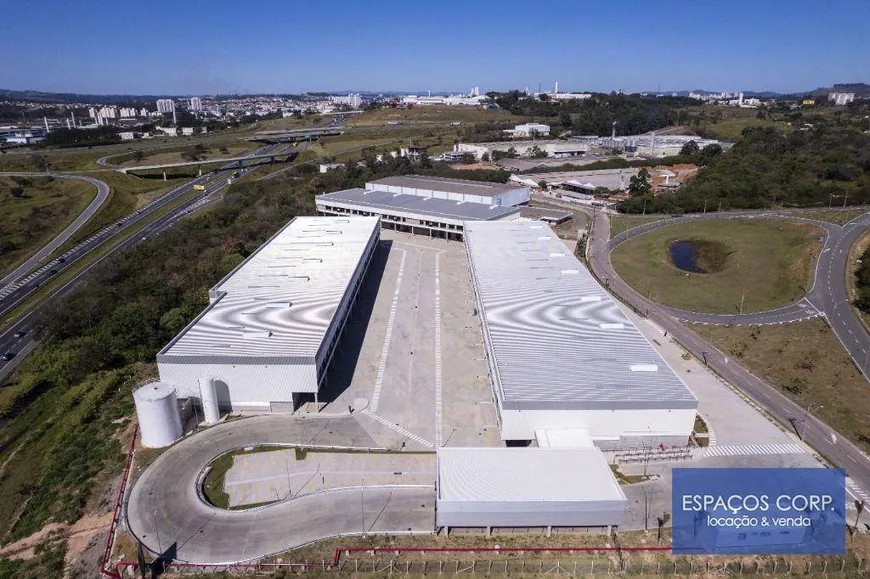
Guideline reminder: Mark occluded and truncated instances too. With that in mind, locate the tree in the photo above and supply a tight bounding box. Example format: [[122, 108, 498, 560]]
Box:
[[30, 154, 49, 172], [528, 145, 547, 159], [679, 140, 700, 157], [628, 168, 652, 198], [699, 143, 723, 164], [481, 152, 491, 162], [9, 186, 24, 198]]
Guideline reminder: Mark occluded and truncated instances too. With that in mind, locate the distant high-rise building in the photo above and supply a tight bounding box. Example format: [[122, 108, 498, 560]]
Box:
[[829, 92, 855, 106], [119, 107, 137, 118], [189, 97, 203, 112], [88, 107, 98, 119], [156, 99, 176, 113], [330, 93, 362, 109], [139, 107, 149, 117]]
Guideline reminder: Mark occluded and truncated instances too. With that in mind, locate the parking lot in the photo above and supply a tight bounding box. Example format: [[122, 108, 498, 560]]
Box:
[[319, 230, 499, 450]]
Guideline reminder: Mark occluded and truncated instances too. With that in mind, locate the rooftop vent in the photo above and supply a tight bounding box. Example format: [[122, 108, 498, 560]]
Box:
[[529, 225, 544, 229], [561, 269, 580, 275], [549, 253, 566, 258], [537, 236, 550, 240], [579, 295, 602, 302], [630, 364, 659, 372], [242, 329, 272, 339], [599, 323, 625, 330]]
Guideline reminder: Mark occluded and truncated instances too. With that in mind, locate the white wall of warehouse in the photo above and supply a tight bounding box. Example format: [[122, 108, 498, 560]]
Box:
[[497, 406, 697, 443], [157, 362, 318, 412], [436, 498, 625, 528]]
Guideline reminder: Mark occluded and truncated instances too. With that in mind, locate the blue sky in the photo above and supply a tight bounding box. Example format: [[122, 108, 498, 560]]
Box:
[[1, 0, 867, 95]]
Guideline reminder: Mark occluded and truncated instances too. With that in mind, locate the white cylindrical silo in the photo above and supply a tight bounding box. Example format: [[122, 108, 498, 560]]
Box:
[[199, 376, 221, 424], [134, 382, 183, 448]]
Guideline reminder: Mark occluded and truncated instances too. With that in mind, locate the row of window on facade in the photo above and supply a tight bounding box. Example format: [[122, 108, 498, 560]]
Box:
[[320, 205, 463, 231]]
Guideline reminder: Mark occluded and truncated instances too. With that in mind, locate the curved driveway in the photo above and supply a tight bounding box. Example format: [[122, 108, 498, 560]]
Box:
[[0, 173, 109, 288], [126, 414, 435, 564]]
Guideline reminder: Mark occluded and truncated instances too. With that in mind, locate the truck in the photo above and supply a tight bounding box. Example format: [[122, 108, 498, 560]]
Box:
[[193, 184, 206, 191]]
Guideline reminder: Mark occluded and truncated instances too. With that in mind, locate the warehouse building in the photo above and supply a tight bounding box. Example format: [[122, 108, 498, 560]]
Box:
[[316, 176, 530, 241], [436, 447, 627, 534], [156, 216, 380, 413], [464, 221, 698, 449]]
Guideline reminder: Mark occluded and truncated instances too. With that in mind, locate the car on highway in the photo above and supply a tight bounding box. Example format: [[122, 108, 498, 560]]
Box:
[[13, 331, 26, 338], [1, 352, 15, 362]]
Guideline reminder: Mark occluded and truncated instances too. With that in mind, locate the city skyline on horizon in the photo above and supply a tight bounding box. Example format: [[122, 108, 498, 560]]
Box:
[[1, 0, 868, 96]]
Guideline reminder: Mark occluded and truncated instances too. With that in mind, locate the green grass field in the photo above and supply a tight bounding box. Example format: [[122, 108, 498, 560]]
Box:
[[694, 319, 870, 454], [782, 207, 869, 225], [116, 141, 259, 168], [0, 176, 96, 276], [348, 105, 522, 127], [611, 219, 823, 314], [610, 214, 673, 238]]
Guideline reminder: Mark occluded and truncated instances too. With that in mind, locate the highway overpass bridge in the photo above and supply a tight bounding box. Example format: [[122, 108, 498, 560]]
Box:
[[117, 151, 296, 174], [244, 127, 345, 143]]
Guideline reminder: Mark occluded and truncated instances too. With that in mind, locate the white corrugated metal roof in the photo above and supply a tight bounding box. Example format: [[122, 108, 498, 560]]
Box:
[[316, 188, 520, 221], [464, 220, 697, 411], [438, 447, 625, 502], [158, 216, 379, 360], [368, 175, 523, 198]]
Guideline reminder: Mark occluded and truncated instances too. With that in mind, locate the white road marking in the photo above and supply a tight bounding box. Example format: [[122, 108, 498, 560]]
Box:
[[369, 249, 406, 413], [434, 252, 443, 447], [703, 443, 805, 457], [360, 408, 434, 448]]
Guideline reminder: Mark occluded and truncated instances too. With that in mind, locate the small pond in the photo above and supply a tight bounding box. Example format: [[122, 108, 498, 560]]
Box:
[[669, 240, 706, 273]]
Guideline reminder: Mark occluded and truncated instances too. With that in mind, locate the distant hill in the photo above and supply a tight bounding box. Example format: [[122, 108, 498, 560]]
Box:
[[0, 88, 172, 104]]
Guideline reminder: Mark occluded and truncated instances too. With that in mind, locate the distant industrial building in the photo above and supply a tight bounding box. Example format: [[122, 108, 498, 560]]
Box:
[[316, 176, 529, 241], [156, 99, 176, 113], [0, 128, 45, 145], [156, 216, 380, 413], [829, 92, 855, 106], [505, 123, 551, 138], [400, 87, 486, 107], [464, 220, 698, 448], [455, 140, 587, 160], [189, 97, 203, 111], [587, 134, 725, 158]]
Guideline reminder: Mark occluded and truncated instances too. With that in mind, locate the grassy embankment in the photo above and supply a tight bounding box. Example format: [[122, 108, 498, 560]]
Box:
[[695, 319, 870, 455], [0, 176, 95, 276], [611, 219, 823, 314]]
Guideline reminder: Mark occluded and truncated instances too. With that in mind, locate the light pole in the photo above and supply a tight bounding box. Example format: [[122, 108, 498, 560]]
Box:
[[153, 509, 162, 555], [361, 477, 366, 537], [803, 404, 824, 440], [739, 286, 746, 315]]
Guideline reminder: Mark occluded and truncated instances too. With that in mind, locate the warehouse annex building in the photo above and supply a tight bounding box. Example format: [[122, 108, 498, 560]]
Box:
[[155, 216, 380, 415], [464, 220, 699, 449], [315, 175, 530, 240]]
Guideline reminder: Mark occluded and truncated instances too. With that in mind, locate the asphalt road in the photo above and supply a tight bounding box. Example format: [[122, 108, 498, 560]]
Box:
[[125, 415, 435, 564], [0, 173, 110, 288], [607, 210, 870, 376], [587, 209, 870, 499], [0, 146, 278, 382]]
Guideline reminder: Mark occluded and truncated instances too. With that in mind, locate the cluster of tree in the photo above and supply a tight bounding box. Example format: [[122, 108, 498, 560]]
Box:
[[854, 246, 870, 316], [181, 143, 209, 162], [488, 91, 699, 135], [618, 125, 870, 214], [39, 126, 121, 148]]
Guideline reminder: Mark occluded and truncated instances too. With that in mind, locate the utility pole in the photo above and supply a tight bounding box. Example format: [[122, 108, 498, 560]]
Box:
[[703, 198, 708, 214], [739, 286, 746, 315], [843, 194, 849, 208], [803, 404, 824, 440]]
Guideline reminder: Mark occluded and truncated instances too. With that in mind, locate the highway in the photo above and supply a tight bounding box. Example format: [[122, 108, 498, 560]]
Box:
[[587, 209, 870, 501], [0, 145, 278, 382], [0, 174, 110, 288]]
